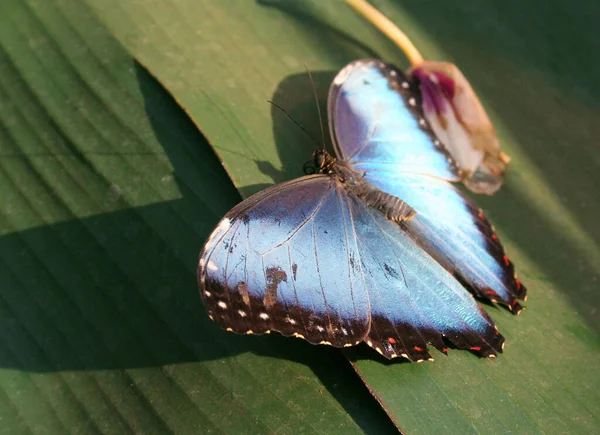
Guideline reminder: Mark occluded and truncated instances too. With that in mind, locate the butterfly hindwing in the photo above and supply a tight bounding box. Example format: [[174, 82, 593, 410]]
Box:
[[199, 175, 504, 360], [366, 173, 526, 311], [329, 59, 526, 311], [345, 192, 503, 360]]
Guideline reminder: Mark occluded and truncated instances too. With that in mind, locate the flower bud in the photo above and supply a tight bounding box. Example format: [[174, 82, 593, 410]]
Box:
[[409, 61, 510, 194]]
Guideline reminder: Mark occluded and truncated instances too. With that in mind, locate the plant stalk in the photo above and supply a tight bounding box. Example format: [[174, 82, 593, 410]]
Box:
[[343, 0, 424, 66]]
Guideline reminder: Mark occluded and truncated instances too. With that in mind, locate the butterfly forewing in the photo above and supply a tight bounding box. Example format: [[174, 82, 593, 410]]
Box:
[[200, 175, 371, 347]]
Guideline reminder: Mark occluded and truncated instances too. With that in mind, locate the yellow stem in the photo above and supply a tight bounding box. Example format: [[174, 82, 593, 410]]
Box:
[[343, 0, 424, 66]]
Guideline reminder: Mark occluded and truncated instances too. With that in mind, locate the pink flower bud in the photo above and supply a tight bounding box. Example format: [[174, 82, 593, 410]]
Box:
[[409, 61, 510, 195]]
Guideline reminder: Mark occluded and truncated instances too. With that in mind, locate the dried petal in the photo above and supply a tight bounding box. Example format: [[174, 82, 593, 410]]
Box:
[[409, 61, 509, 195]]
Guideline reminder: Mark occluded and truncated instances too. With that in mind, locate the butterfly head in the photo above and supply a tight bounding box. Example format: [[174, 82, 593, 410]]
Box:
[[313, 149, 336, 174]]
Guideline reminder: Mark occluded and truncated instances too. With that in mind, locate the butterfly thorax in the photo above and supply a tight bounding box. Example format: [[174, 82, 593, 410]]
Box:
[[314, 149, 416, 222]]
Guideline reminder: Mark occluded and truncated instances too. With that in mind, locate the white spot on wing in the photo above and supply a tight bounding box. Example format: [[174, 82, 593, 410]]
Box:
[[207, 261, 218, 271], [203, 290, 211, 297], [259, 313, 269, 320], [217, 301, 227, 309], [333, 63, 356, 86], [408, 97, 416, 106], [238, 310, 247, 317]]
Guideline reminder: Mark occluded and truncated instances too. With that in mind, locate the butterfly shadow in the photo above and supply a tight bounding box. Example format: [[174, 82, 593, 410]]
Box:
[[0, 61, 397, 433], [255, 70, 336, 183], [251, 0, 392, 192]]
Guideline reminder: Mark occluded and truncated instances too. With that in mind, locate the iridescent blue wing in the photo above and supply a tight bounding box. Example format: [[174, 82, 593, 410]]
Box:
[[199, 176, 370, 347], [198, 175, 504, 361], [366, 172, 526, 311], [345, 189, 503, 360], [328, 59, 526, 311], [328, 59, 460, 182]]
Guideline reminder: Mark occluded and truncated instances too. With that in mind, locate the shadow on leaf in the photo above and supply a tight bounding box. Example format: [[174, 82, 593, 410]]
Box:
[[0, 60, 396, 434]]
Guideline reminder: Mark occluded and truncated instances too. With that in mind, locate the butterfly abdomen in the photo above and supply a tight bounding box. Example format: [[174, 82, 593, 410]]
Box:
[[356, 187, 416, 222], [331, 160, 416, 222]]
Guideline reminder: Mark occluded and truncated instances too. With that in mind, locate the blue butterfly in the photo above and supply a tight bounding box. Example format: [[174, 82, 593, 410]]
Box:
[[198, 59, 525, 362]]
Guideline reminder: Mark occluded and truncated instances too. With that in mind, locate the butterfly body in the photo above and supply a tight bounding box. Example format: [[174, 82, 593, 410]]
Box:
[[316, 151, 416, 222], [198, 59, 525, 361]]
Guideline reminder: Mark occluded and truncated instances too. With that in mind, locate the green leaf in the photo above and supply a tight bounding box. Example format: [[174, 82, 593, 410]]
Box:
[[5, 0, 599, 433], [0, 1, 397, 433], [82, 0, 600, 432]]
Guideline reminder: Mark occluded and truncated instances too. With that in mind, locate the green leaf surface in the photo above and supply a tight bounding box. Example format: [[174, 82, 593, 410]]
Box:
[[0, 1, 397, 433], [84, 0, 600, 433], [3, 0, 600, 433]]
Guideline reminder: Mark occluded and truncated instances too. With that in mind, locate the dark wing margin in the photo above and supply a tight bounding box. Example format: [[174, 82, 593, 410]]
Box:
[[199, 175, 371, 347]]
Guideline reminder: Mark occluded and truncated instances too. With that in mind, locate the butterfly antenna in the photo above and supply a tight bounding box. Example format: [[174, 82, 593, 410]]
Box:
[[305, 64, 327, 149], [267, 100, 321, 147]]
